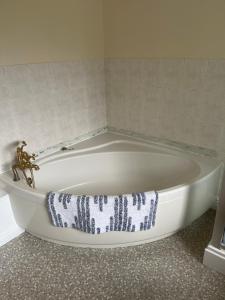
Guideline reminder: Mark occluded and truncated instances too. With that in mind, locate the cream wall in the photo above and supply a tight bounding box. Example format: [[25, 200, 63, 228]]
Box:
[[104, 0, 225, 59], [1, 0, 225, 173], [104, 0, 225, 154], [0, 1, 106, 171], [0, 0, 104, 65], [3, 0, 225, 63]]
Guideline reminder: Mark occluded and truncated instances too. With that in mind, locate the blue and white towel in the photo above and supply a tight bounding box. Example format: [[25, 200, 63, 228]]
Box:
[[47, 191, 158, 234]]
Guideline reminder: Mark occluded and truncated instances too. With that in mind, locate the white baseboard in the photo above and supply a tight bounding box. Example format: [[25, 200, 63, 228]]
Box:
[[203, 245, 225, 275], [0, 194, 25, 247], [0, 225, 24, 247]]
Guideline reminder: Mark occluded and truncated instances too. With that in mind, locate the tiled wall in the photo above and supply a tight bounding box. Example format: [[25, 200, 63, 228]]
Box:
[[1, 58, 225, 171], [106, 59, 225, 154], [0, 60, 106, 171]]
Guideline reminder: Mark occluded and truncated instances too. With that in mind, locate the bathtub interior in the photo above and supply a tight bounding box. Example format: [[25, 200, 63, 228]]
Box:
[[0, 133, 221, 197], [34, 146, 202, 195]]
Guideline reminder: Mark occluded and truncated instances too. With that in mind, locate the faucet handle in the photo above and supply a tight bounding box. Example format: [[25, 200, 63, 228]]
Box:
[[31, 153, 38, 159]]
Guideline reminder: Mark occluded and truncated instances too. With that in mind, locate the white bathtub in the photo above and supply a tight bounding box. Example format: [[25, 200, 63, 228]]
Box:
[[0, 133, 223, 248]]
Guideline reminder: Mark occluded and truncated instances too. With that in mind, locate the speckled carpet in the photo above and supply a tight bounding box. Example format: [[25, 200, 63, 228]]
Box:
[[0, 210, 225, 300]]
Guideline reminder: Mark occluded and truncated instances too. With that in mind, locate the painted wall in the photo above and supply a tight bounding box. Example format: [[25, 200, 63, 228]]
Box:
[[0, 1, 106, 171], [1, 0, 225, 173], [4, 0, 225, 63], [104, 0, 225, 153], [0, 0, 104, 65], [104, 0, 225, 59]]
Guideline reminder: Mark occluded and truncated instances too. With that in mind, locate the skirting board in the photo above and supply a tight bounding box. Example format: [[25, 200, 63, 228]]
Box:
[[203, 245, 225, 275], [0, 194, 24, 247], [0, 225, 24, 247]]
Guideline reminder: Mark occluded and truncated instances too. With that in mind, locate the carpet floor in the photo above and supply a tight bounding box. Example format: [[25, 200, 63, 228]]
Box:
[[0, 210, 225, 300]]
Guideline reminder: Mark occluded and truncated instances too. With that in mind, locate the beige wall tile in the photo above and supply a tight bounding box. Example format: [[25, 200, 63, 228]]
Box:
[[106, 59, 225, 153], [0, 60, 106, 170]]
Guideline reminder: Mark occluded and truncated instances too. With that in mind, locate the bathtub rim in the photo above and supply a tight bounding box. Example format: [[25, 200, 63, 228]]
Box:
[[0, 136, 223, 204], [33, 138, 219, 165]]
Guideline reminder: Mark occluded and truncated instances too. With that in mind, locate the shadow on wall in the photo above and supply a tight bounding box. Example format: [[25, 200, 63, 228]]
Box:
[[2, 141, 19, 171]]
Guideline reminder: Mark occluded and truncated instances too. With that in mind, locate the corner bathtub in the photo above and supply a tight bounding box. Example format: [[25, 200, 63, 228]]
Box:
[[0, 133, 223, 248]]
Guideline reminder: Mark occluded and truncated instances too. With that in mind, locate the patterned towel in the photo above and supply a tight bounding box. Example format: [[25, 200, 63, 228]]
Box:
[[47, 191, 158, 234]]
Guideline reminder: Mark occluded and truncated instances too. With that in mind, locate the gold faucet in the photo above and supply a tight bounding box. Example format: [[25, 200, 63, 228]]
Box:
[[12, 141, 40, 188]]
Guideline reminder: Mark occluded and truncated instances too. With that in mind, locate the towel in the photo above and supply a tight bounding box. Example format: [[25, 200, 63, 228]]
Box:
[[47, 191, 158, 234]]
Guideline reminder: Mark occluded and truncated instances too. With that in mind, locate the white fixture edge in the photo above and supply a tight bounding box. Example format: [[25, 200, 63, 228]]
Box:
[[203, 245, 225, 275], [0, 194, 24, 247]]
